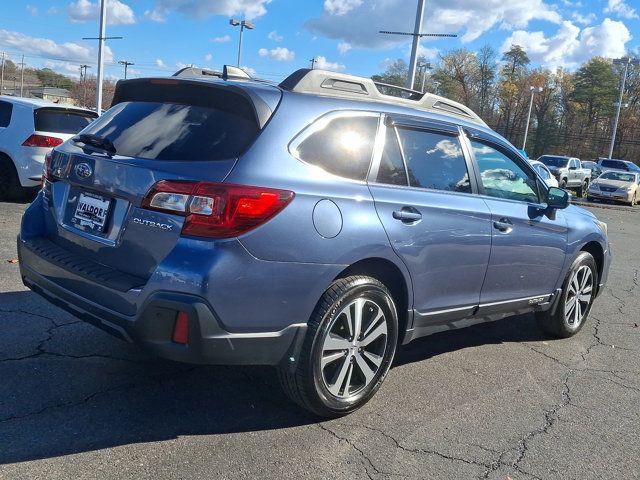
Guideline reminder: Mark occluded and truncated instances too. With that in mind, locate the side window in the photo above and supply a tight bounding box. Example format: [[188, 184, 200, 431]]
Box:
[[292, 114, 378, 181], [376, 126, 408, 186], [471, 140, 540, 203], [395, 128, 471, 193], [534, 164, 550, 180], [0, 101, 12, 128]]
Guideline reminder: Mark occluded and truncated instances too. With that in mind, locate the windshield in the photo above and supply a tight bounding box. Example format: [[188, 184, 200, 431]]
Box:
[[537, 156, 568, 168], [599, 171, 637, 182]]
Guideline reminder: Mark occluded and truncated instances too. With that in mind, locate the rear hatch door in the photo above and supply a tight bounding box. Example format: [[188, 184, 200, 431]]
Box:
[[44, 78, 280, 281]]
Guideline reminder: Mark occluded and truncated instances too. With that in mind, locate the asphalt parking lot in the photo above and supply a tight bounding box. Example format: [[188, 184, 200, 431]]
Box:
[[1, 199, 638, 480]]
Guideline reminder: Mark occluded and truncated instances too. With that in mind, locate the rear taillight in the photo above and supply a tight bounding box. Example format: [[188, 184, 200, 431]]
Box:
[[142, 181, 295, 239], [22, 134, 64, 148], [42, 151, 53, 186]]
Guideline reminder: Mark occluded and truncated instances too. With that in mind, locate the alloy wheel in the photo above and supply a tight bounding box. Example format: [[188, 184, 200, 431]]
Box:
[[565, 265, 593, 328], [320, 297, 389, 399]]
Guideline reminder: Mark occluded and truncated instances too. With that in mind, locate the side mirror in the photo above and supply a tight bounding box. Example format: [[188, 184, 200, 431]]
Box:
[[547, 187, 570, 210]]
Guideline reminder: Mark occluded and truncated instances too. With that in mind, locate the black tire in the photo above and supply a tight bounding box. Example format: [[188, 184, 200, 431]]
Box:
[[559, 178, 567, 189], [630, 194, 637, 207], [536, 252, 597, 338], [587, 196, 594, 202], [278, 276, 398, 418], [0, 155, 22, 201], [576, 182, 585, 198]]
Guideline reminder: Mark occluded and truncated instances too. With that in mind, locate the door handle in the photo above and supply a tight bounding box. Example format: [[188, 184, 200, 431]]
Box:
[[493, 218, 513, 233], [393, 207, 422, 223]]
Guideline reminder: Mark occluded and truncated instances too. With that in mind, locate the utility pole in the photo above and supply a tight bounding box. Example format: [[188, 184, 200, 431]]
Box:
[[309, 57, 317, 69], [229, 19, 255, 67], [609, 57, 639, 159], [19, 55, 25, 97], [522, 86, 543, 152], [0, 52, 5, 96], [83, 0, 123, 114], [80, 64, 90, 107], [380, 0, 456, 90], [118, 60, 134, 79]]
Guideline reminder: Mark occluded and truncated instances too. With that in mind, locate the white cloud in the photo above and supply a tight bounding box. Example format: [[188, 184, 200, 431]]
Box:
[[315, 55, 346, 71], [155, 58, 167, 68], [571, 11, 596, 25], [417, 44, 439, 60], [241, 65, 256, 76], [204, 53, 213, 62], [68, 0, 136, 25], [212, 34, 232, 43], [337, 41, 352, 55], [146, 0, 271, 21], [26, 5, 38, 16], [48, 6, 60, 14], [324, 0, 362, 16], [0, 29, 113, 64], [258, 47, 295, 61], [501, 18, 632, 69], [44, 60, 83, 77], [145, 8, 167, 22], [604, 0, 638, 19], [306, 0, 561, 48], [267, 30, 283, 42]]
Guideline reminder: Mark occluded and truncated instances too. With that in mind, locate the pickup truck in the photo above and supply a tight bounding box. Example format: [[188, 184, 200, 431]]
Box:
[[537, 155, 592, 197]]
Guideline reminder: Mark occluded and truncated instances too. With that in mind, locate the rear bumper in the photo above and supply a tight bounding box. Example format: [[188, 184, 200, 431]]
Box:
[[19, 241, 307, 366]]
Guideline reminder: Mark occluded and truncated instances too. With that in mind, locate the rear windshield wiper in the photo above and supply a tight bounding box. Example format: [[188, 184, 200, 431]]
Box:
[[72, 133, 116, 156]]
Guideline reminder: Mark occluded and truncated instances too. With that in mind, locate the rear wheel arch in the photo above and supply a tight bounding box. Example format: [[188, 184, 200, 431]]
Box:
[[580, 241, 604, 291], [333, 257, 411, 342]]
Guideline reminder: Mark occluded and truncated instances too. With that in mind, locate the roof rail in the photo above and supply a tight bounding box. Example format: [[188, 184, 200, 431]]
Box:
[[279, 68, 487, 127], [173, 65, 253, 81]]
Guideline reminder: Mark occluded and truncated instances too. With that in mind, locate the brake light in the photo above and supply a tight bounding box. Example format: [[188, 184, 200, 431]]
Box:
[[172, 311, 189, 344], [142, 181, 295, 238], [42, 151, 53, 186], [22, 134, 64, 148]]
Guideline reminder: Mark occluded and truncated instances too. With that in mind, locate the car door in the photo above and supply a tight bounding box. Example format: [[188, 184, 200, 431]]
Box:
[[368, 116, 492, 326], [463, 132, 568, 313], [567, 158, 578, 186]]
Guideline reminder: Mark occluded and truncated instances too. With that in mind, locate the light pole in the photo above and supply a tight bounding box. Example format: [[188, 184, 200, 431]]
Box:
[[522, 86, 543, 152], [229, 19, 254, 67], [118, 60, 134, 79], [609, 57, 639, 159], [417, 61, 431, 93], [380, 0, 456, 90], [82, 0, 123, 114]]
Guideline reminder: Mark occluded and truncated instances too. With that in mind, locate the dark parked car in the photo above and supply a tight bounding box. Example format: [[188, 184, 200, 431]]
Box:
[[597, 158, 640, 174], [18, 67, 611, 417], [582, 160, 603, 178]]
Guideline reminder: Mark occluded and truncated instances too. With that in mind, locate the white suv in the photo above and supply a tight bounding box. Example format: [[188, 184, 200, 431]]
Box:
[[0, 97, 97, 199]]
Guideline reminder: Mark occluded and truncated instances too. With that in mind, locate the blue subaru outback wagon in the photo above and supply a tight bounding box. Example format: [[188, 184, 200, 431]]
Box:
[[18, 66, 611, 417]]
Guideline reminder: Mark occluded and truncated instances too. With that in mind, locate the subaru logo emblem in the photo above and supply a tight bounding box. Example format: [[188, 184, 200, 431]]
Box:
[[75, 163, 92, 179]]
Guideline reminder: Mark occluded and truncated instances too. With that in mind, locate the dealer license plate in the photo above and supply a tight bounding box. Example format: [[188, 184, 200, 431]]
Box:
[[72, 192, 111, 232]]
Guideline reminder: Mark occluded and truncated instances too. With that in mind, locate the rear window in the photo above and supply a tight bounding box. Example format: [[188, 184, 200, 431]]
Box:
[[0, 101, 12, 127], [537, 156, 568, 168], [34, 108, 96, 134], [80, 101, 260, 161], [600, 160, 626, 169]]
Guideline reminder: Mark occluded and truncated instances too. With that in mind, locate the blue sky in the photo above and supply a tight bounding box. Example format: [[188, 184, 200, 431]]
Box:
[[0, 0, 638, 82]]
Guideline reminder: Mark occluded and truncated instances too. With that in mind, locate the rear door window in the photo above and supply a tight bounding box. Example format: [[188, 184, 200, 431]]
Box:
[[34, 108, 96, 134], [395, 128, 471, 193], [0, 101, 12, 127], [376, 126, 408, 186], [291, 113, 379, 181]]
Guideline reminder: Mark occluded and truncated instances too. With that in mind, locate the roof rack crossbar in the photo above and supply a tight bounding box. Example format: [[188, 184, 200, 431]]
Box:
[[279, 68, 487, 127]]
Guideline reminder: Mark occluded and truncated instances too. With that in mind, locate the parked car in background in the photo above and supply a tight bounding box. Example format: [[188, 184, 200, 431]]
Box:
[[587, 171, 640, 206], [537, 155, 591, 196], [528, 159, 559, 188], [18, 67, 611, 417], [597, 158, 640, 174], [582, 160, 603, 178], [0, 97, 98, 200]]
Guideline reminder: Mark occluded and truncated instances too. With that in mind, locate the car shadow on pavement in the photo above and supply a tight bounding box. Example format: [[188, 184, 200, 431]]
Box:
[[0, 290, 550, 464]]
